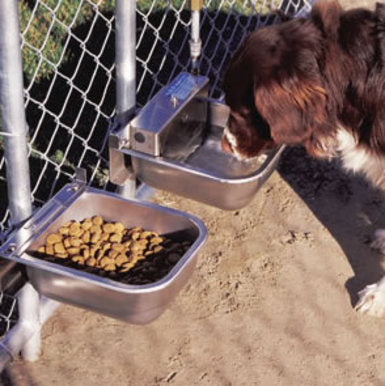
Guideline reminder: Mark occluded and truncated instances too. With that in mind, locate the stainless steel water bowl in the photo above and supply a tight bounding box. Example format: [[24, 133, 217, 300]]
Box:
[[0, 185, 207, 324], [109, 72, 285, 210], [129, 129, 284, 210], [111, 101, 284, 210]]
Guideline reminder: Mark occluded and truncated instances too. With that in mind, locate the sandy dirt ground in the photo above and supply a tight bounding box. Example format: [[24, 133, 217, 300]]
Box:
[[6, 0, 385, 385]]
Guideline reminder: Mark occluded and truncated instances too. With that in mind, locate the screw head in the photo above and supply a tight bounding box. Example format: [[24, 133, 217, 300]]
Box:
[[171, 95, 178, 108]]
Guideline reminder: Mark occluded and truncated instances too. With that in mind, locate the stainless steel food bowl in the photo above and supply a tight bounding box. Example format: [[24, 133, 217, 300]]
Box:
[[0, 183, 207, 324]]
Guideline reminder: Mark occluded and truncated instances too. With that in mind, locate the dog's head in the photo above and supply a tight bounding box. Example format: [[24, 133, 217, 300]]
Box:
[[222, 1, 342, 159]]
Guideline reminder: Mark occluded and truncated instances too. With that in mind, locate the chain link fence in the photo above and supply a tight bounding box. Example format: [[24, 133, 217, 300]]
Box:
[[0, 0, 312, 340], [0, 293, 18, 337]]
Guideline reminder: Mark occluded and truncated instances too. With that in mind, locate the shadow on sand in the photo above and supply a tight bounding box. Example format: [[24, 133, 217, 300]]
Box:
[[278, 146, 385, 306]]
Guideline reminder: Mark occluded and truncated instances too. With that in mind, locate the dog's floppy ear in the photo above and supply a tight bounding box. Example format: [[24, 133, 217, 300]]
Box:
[[254, 56, 333, 156], [254, 75, 326, 143]]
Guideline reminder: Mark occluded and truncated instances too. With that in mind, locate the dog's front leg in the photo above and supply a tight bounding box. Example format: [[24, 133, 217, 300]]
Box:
[[356, 229, 385, 317]]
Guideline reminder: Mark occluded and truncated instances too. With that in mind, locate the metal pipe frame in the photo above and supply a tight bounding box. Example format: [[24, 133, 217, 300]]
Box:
[[0, 0, 48, 365], [114, 0, 137, 198], [115, 0, 136, 125]]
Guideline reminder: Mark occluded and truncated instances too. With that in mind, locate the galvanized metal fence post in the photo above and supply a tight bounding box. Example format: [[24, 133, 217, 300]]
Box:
[[0, 0, 41, 362], [115, 0, 137, 198]]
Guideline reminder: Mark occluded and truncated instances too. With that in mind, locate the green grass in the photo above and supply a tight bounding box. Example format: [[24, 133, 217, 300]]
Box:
[[19, 0, 114, 82], [19, 0, 276, 82]]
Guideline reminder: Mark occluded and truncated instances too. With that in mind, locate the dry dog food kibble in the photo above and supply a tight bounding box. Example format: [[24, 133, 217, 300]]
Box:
[[35, 216, 192, 284]]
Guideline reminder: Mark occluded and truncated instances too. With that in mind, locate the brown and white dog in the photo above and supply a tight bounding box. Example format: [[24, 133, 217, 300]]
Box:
[[222, 0, 385, 316]]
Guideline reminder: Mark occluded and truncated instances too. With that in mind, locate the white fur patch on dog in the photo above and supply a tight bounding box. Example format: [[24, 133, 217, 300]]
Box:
[[336, 128, 385, 187]]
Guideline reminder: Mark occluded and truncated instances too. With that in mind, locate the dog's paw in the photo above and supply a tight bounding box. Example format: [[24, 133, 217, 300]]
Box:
[[356, 281, 385, 317], [370, 229, 385, 253]]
